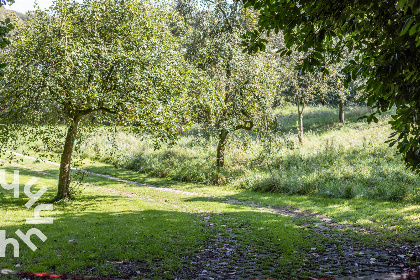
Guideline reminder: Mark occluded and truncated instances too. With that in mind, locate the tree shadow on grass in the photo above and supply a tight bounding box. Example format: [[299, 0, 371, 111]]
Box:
[[0, 198, 329, 280], [0, 207, 208, 279]]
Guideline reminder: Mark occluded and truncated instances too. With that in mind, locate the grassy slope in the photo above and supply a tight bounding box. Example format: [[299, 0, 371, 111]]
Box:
[[1, 105, 420, 278], [59, 105, 420, 202]]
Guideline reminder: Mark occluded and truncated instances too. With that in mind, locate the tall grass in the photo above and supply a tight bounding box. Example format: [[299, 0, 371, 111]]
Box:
[[74, 105, 419, 202]]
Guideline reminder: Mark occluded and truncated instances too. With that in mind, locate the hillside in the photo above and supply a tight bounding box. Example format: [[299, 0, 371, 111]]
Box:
[[0, 6, 28, 24]]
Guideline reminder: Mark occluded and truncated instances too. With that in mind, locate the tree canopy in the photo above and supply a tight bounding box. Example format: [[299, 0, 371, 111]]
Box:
[[242, 0, 420, 170], [174, 0, 280, 168], [0, 0, 204, 199], [0, 0, 14, 72]]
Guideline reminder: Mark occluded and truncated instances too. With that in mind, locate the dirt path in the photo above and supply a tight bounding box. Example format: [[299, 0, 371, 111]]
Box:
[[2, 150, 202, 196], [2, 155, 420, 280]]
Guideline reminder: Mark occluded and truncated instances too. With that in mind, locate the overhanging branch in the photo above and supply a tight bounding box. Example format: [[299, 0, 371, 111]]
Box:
[[78, 106, 117, 116]]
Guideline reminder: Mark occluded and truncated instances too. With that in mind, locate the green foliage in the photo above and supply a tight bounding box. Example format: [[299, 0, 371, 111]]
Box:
[[0, 0, 207, 199], [0, 0, 200, 132], [0, 1, 15, 74], [269, 35, 365, 142], [72, 106, 420, 202], [173, 0, 280, 167], [242, 0, 420, 171]]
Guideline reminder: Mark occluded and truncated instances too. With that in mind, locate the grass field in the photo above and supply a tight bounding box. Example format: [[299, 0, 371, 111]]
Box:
[[1, 151, 420, 279], [0, 159, 329, 279], [1, 105, 420, 279], [66, 105, 420, 202]]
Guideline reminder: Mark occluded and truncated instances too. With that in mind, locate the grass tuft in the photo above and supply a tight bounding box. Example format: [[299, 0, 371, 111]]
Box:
[[75, 105, 420, 202]]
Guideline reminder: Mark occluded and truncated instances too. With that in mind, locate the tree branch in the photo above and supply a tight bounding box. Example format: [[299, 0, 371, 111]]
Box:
[[235, 109, 253, 130], [78, 106, 117, 116]]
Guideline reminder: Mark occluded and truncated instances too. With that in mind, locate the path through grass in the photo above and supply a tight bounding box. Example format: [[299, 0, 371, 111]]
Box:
[[1, 154, 420, 279]]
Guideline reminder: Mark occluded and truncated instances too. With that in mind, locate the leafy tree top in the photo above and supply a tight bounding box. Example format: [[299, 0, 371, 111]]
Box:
[[242, 0, 420, 170], [0, 0, 204, 137], [174, 0, 279, 132], [0, 0, 14, 71]]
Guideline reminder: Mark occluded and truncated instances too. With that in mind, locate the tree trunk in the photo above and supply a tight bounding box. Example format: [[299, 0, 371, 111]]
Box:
[[339, 100, 345, 123], [177, 125, 184, 136], [215, 50, 232, 169], [56, 117, 80, 200], [216, 129, 229, 168], [298, 111, 303, 144]]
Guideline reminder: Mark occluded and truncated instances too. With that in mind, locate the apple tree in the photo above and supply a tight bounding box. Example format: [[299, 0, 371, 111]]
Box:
[[0, 0, 204, 199]]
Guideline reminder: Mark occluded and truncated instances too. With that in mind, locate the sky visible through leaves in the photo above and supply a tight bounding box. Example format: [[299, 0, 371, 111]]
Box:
[[5, 0, 79, 13]]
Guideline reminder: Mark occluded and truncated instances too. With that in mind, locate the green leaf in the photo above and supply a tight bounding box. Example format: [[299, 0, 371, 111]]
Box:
[[313, 52, 322, 59], [409, 23, 418, 36], [397, 0, 408, 10], [343, 80, 349, 88], [286, 40, 294, 48], [400, 17, 414, 36]]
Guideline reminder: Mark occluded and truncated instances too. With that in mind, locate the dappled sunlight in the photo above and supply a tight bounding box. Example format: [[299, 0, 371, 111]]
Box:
[[397, 205, 420, 213], [0, 0, 418, 277], [2, 145, 420, 278], [403, 215, 420, 222]]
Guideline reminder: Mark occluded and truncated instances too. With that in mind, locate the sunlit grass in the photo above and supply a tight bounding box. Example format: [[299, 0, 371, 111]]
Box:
[[2, 135, 420, 278], [42, 105, 419, 203]]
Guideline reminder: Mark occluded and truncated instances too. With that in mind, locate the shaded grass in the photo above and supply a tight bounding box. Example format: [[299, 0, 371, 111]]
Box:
[[4, 155, 420, 244], [0, 162, 328, 279], [0, 165, 209, 278]]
